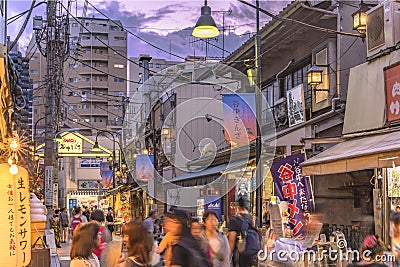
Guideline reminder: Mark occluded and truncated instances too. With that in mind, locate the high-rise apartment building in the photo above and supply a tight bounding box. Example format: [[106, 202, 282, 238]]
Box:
[[27, 17, 127, 136]]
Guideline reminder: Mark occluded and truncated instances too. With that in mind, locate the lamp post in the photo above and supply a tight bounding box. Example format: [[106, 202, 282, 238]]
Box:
[[92, 130, 121, 210]]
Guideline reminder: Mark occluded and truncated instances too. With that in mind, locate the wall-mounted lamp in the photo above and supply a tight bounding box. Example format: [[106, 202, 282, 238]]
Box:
[[162, 126, 170, 137], [307, 65, 323, 88], [352, 1, 369, 35], [92, 141, 101, 152], [142, 149, 149, 155], [192, 0, 220, 38]]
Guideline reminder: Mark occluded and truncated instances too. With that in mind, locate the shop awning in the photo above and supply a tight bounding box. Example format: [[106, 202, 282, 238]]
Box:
[[167, 159, 250, 186], [301, 131, 400, 176]]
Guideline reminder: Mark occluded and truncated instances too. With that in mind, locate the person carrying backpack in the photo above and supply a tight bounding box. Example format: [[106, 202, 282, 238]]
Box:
[[70, 206, 87, 236], [227, 197, 261, 267]]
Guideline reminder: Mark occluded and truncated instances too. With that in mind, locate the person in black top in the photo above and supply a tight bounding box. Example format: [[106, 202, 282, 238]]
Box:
[[170, 209, 210, 267], [227, 197, 255, 267], [348, 235, 387, 267], [106, 207, 114, 240]]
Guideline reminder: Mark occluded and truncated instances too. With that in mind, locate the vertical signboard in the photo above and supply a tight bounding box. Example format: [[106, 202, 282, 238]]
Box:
[[53, 183, 58, 208], [204, 196, 222, 221], [44, 166, 54, 207], [0, 164, 31, 266], [270, 153, 312, 236], [385, 63, 400, 122], [136, 154, 154, 182], [222, 93, 257, 147], [100, 162, 113, 188], [286, 84, 305, 127]]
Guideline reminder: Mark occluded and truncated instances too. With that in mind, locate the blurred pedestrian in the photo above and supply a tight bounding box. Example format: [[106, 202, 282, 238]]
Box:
[[71, 206, 87, 236], [50, 209, 62, 248], [156, 213, 180, 267], [70, 222, 101, 267], [90, 209, 112, 261], [200, 211, 230, 267], [170, 209, 211, 267], [116, 220, 160, 267], [144, 210, 158, 240], [59, 207, 69, 243], [390, 212, 400, 267], [190, 218, 203, 240], [348, 235, 387, 267], [106, 207, 115, 238], [83, 205, 91, 221]]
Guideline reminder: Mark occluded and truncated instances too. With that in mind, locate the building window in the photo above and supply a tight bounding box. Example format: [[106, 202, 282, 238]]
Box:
[[33, 83, 39, 89], [149, 63, 153, 68], [84, 118, 90, 122], [68, 105, 77, 110], [30, 70, 38, 74], [72, 119, 78, 123], [68, 77, 78, 83], [69, 63, 78, 69], [82, 35, 91, 40], [82, 77, 90, 82], [114, 105, 122, 110], [155, 63, 161, 68], [72, 23, 78, 27], [114, 77, 124, 83], [114, 50, 125, 55], [31, 56, 38, 61], [114, 36, 125, 41], [110, 25, 119, 31], [82, 104, 90, 110], [113, 91, 124, 97], [113, 64, 124, 69]]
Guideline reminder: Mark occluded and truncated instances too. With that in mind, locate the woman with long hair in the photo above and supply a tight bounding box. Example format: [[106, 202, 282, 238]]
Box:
[[348, 235, 387, 267], [200, 210, 230, 267], [70, 222, 101, 267], [117, 220, 154, 267]]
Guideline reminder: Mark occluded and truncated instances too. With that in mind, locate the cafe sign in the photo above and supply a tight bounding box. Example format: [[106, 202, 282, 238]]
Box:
[[0, 164, 31, 266], [57, 132, 82, 154]]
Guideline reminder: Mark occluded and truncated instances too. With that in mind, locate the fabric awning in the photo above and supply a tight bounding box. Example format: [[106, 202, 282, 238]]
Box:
[[301, 131, 400, 175], [167, 159, 250, 187]]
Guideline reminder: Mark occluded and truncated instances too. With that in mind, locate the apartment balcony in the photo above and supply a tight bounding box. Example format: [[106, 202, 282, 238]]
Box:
[[75, 80, 108, 89], [79, 66, 108, 75], [82, 23, 109, 33]]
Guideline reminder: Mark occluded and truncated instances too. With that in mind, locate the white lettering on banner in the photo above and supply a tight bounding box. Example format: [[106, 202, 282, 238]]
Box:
[[392, 81, 400, 97], [45, 166, 54, 206], [390, 101, 400, 115], [208, 202, 220, 209], [53, 183, 58, 208]]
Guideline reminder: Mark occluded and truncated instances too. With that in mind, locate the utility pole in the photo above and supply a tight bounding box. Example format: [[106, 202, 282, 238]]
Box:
[[34, 0, 70, 224], [255, 0, 263, 227]]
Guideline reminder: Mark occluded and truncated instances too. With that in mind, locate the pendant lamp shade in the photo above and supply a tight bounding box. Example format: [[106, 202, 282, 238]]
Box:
[[192, 4, 220, 38]]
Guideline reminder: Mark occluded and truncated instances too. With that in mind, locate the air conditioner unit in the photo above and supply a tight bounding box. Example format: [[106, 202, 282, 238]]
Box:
[[366, 0, 400, 58]]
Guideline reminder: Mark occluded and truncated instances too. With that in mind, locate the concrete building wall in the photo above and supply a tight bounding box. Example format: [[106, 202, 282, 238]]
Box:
[[28, 17, 127, 135]]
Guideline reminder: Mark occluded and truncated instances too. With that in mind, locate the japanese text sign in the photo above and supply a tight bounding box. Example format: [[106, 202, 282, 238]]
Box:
[[222, 93, 257, 147], [271, 153, 312, 236], [385, 63, 400, 122], [57, 132, 82, 154], [136, 154, 154, 182], [0, 164, 31, 266]]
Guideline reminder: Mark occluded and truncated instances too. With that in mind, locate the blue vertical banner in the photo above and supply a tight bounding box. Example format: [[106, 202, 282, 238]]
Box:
[[222, 93, 257, 147], [136, 154, 154, 182], [69, 199, 77, 211], [100, 162, 113, 188], [204, 196, 222, 221], [270, 153, 312, 236]]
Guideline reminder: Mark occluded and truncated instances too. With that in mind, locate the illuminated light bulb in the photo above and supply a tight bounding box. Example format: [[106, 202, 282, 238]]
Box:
[[8, 157, 13, 165], [9, 164, 18, 175], [10, 139, 20, 151]]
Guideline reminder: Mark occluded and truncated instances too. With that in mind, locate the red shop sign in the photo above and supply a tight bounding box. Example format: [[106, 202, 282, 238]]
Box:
[[385, 63, 400, 122]]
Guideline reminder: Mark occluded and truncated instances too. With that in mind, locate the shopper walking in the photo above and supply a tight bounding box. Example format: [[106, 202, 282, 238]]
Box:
[[59, 207, 69, 243], [71, 206, 88, 236], [144, 210, 158, 240], [170, 209, 211, 267], [156, 213, 180, 267], [106, 207, 115, 238], [49, 209, 62, 248], [70, 222, 101, 267], [90, 209, 112, 260], [227, 197, 260, 267], [200, 210, 230, 267], [348, 235, 387, 267], [83, 205, 91, 221], [116, 220, 159, 267]]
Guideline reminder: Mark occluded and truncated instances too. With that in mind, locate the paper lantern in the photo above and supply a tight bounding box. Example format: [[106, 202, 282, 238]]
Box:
[[0, 163, 31, 266]]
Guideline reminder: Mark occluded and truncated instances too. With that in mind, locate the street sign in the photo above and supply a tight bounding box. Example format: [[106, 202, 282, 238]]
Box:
[[44, 166, 54, 207], [53, 183, 58, 208]]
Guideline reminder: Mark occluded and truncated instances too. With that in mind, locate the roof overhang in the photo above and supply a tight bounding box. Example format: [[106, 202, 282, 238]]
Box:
[[301, 131, 400, 176]]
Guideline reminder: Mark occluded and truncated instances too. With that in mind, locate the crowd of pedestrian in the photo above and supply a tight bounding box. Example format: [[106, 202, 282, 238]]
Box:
[[59, 197, 266, 267]]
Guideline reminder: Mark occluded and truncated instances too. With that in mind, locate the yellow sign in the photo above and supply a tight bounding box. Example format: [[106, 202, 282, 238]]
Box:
[[0, 163, 31, 266], [57, 132, 83, 154]]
